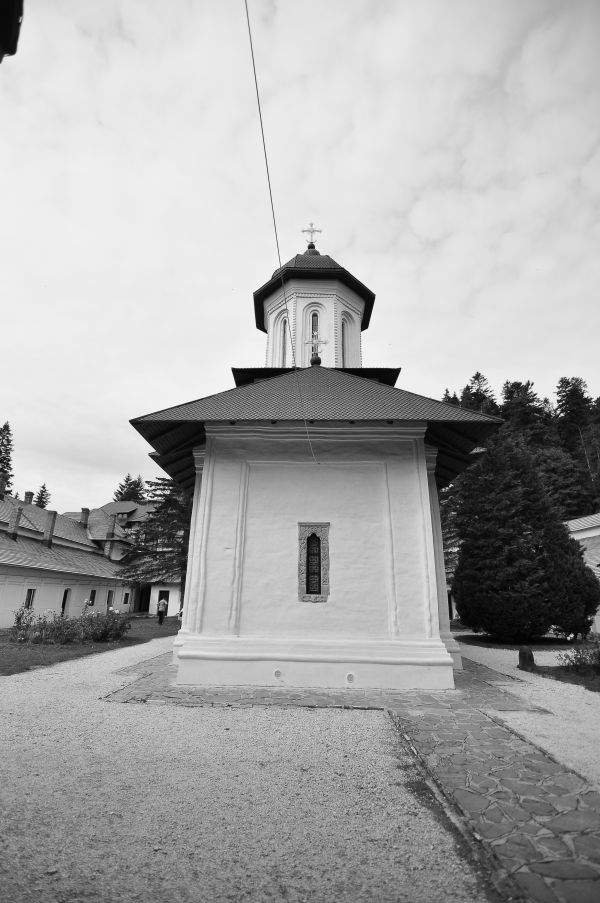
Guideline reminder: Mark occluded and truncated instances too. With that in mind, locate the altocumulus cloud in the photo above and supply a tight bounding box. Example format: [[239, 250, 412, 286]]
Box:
[[1, 0, 598, 509]]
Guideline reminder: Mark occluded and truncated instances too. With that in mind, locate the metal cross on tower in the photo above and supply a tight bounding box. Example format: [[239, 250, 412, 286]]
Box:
[[302, 222, 322, 244], [305, 330, 328, 365]]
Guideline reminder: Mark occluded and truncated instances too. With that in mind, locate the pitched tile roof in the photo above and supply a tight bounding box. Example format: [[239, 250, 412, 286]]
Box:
[[133, 365, 499, 426], [0, 533, 123, 578], [131, 365, 501, 491], [565, 512, 600, 533], [0, 497, 96, 547]]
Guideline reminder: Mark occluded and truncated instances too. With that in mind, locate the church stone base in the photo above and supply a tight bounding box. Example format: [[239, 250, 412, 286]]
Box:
[[173, 635, 455, 690]]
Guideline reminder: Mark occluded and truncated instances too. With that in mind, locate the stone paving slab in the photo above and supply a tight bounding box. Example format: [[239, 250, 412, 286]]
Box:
[[106, 653, 600, 903]]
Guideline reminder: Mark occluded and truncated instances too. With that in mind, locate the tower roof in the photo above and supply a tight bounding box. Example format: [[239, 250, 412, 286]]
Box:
[[253, 246, 375, 333]]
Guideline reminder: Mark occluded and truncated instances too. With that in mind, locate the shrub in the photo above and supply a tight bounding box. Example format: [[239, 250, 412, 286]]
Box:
[[11, 605, 131, 644], [558, 635, 600, 674], [79, 610, 131, 642]]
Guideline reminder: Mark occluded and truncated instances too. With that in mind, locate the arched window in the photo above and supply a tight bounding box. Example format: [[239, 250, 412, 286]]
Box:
[[281, 318, 288, 367], [341, 320, 347, 367], [306, 533, 321, 594], [311, 312, 319, 354]]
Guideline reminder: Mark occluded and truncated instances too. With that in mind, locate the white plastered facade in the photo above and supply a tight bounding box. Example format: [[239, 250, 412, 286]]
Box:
[[0, 569, 132, 627], [174, 423, 456, 689]]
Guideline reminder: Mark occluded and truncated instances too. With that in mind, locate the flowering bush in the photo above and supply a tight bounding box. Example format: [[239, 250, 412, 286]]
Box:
[[78, 609, 130, 642], [11, 605, 131, 645], [557, 634, 600, 674]]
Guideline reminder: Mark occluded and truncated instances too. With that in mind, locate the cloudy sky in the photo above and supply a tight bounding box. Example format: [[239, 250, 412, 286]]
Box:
[[2, 0, 599, 511]]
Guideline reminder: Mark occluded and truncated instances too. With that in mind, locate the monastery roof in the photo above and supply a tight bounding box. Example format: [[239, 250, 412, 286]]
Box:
[[0, 497, 97, 548], [0, 532, 122, 579], [565, 512, 600, 533], [131, 365, 501, 490], [253, 247, 375, 333]]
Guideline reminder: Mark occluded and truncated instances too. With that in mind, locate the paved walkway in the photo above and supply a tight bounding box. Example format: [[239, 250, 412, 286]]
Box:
[[108, 655, 600, 903]]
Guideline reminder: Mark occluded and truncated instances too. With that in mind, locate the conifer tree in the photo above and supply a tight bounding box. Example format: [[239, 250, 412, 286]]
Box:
[[442, 389, 460, 406], [556, 377, 592, 455], [0, 421, 14, 492], [114, 473, 146, 503], [454, 433, 600, 641], [118, 478, 192, 601], [459, 372, 500, 415], [34, 483, 51, 508]]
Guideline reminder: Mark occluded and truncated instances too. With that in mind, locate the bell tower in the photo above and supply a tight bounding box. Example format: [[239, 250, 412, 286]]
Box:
[[252, 228, 376, 369]]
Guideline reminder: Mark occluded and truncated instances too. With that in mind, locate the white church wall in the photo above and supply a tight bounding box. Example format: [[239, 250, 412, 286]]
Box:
[[0, 567, 132, 628], [176, 423, 454, 689]]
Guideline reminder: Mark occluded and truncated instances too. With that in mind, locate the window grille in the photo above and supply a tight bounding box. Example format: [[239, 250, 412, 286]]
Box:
[[306, 534, 321, 594]]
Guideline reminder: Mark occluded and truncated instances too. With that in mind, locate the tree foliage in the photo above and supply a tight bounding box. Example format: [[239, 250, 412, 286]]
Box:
[[114, 473, 146, 503], [441, 372, 600, 638], [34, 483, 51, 508], [454, 433, 600, 641], [118, 478, 192, 598], [0, 421, 14, 492]]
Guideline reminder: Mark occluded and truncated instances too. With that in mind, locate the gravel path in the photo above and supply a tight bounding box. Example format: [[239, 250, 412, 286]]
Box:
[[458, 640, 600, 786], [1, 639, 497, 903]]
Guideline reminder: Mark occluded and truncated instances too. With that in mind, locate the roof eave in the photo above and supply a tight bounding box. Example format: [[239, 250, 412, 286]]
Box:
[[253, 269, 375, 333]]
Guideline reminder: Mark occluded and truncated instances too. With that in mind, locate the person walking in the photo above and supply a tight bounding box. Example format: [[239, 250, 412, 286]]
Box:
[[157, 597, 168, 625]]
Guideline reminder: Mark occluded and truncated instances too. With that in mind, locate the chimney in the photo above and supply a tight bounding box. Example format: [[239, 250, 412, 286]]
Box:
[[109, 514, 117, 539], [43, 511, 58, 547], [80, 507, 90, 527], [0, 472, 7, 500], [8, 505, 23, 540], [24, 491, 34, 505]]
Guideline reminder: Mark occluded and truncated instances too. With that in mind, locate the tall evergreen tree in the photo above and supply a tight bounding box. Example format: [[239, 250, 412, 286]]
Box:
[[114, 473, 146, 503], [33, 483, 51, 508], [459, 372, 500, 415], [556, 377, 593, 455], [118, 478, 192, 601], [0, 421, 14, 492], [442, 389, 460, 406], [454, 433, 600, 641]]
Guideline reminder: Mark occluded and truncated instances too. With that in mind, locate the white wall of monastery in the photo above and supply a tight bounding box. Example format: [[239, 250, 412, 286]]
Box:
[[149, 583, 181, 617], [0, 568, 132, 628]]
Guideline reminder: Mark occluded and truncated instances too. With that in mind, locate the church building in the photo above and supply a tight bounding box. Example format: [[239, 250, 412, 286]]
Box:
[[132, 239, 500, 690]]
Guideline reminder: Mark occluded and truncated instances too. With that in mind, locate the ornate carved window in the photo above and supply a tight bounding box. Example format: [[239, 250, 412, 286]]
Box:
[[298, 523, 330, 603]]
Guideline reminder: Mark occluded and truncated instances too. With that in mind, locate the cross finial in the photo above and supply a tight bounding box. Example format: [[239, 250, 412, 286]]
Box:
[[302, 222, 322, 245]]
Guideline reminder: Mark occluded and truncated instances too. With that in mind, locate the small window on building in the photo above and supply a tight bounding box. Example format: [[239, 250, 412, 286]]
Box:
[[24, 588, 36, 609], [106, 589, 114, 612], [89, 589, 96, 607], [123, 592, 130, 606], [311, 312, 319, 354], [306, 534, 321, 594], [282, 318, 288, 367], [298, 523, 330, 603], [341, 319, 348, 367], [61, 588, 71, 617]]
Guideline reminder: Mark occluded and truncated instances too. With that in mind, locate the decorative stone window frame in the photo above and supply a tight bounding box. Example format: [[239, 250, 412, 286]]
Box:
[[298, 522, 330, 603]]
